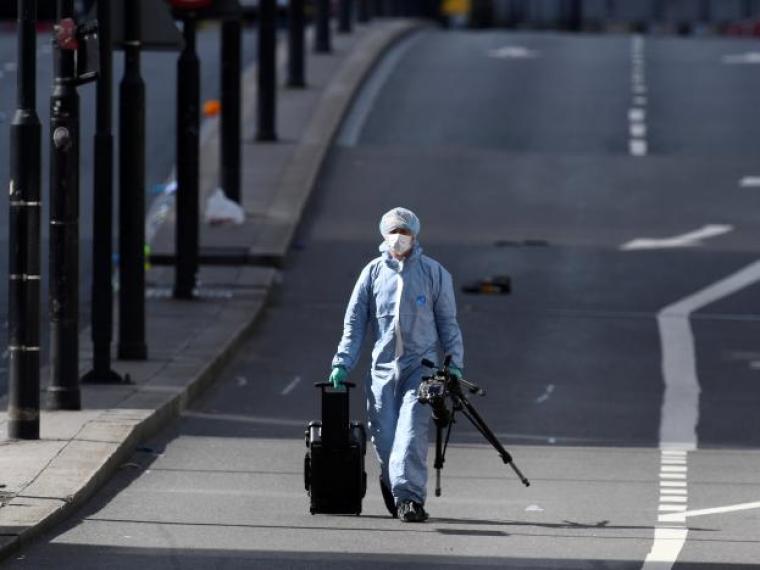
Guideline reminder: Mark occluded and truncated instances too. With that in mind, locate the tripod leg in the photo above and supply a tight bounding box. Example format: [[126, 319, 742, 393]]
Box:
[[457, 397, 531, 487], [434, 422, 444, 496]]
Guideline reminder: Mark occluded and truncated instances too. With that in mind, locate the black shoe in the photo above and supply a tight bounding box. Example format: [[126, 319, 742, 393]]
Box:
[[379, 476, 398, 518], [397, 500, 428, 523]]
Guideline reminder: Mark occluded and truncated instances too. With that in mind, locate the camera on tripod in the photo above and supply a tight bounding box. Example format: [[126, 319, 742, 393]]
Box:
[[417, 355, 530, 496]]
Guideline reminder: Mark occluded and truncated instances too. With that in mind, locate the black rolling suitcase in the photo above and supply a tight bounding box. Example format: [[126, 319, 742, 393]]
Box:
[[304, 382, 367, 515]]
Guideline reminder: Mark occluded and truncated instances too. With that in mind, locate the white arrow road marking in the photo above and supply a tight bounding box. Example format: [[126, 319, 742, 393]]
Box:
[[534, 384, 555, 404], [487, 46, 539, 59], [281, 375, 302, 396], [723, 52, 760, 64], [621, 224, 733, 250], [739, 176, 760, 188]]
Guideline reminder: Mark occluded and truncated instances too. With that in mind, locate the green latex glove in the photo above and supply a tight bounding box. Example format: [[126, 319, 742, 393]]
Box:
[[329, 366, 348, 390], [449, 365, 463, 380]]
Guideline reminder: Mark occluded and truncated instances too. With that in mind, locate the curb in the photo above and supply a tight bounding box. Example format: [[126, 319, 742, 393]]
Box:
[[0, 18, 427, 562]]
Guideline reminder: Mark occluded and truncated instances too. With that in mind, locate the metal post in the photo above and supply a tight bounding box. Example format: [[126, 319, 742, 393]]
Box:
[[699, 0, 711, 23], [373, 0, 384, 17], [287, 0, 306, 87], [742, 0, 754, 19], [257, 0, 277, 141], [8, 0, 42, 439], [358, 0, 370, 23], [314, 0, 331, 53], [221, 17, 241, 203], [174, 17, 200, 299], [81, 0, 123, 384], [48, 0, 81, 410], [338, 0, 353, 33], [118, 0, 147, 358]]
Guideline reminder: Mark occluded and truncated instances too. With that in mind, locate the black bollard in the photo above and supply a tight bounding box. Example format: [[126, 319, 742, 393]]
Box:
[[81, 0, 123, 384], [8, 0, 42, 439], [48, 0, 81, 410], [174, 17, 200, 299], [358, 0, 370, 23], [338, 0, 353, 33], [287, 0, 306, 87], [257, 0, 277, 141], [221, 16, 242, 203], [118, 0, 148, 359], [314, 0, 331, 53]]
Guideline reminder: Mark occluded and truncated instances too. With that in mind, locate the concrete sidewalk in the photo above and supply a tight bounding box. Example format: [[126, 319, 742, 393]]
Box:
[[0, 18, 424, 561]]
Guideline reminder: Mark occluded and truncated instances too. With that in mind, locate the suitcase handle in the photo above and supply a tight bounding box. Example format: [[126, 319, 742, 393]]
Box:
[[314, 381, 356, 389]]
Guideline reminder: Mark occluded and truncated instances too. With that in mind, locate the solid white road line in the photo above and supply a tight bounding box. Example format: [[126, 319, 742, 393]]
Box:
[[642, 528, 689, 567], [182, 411, 304, 427], [723, 52, 760, 64], [337, 33, 422, 147], [643, 259, 760, 569], [621, 224, 733, 250], [660, 501, 760, 522]]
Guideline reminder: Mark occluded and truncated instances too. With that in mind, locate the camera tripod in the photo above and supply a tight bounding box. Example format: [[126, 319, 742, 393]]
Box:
[[420, 357, 530, 496]]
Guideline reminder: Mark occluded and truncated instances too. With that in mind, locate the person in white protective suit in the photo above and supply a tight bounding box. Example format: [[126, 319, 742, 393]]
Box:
[[329, 207, 465, 523]]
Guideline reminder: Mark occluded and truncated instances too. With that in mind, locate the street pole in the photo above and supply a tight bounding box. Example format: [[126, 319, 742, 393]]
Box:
[[257, 0, 277, 141], [338, 0, 353, 33], [48, 0, 81, 410], [357, 0, 370, 23], [314, 0, 331, 53], [221, 16, 242, 203], [742, 0, 753, 19], [82, 0, 123, 384], [8, 0, 42, 439], [118, 0, 148, 359], [174, 16, 200, 299], [287, 0, 306, 87]]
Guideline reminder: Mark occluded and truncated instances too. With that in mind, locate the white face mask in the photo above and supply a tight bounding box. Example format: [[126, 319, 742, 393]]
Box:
[[386, 233, 413, 256]]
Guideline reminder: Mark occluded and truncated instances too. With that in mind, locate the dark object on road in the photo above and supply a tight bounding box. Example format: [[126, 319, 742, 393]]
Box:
[[304, 382, 367, 515], [418, 356, 530, 496], [461, 275, 512, 295]]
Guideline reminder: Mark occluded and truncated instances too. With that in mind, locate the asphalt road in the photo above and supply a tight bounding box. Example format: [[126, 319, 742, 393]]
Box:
[[5, 29, 760, 568], [0, 22, 259, 396]]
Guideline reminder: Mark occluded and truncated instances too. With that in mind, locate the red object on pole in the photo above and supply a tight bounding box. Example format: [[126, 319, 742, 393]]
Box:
[[55, 18, 79, 51]]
